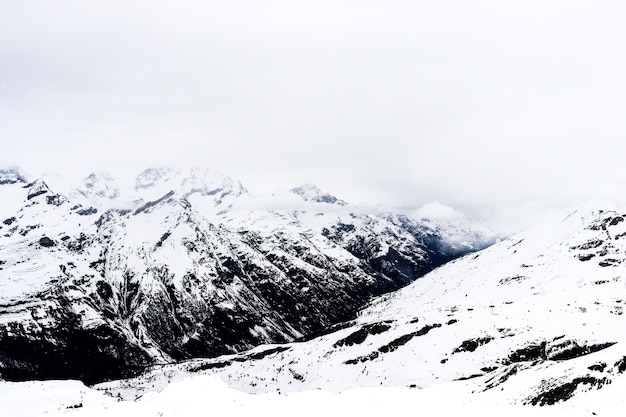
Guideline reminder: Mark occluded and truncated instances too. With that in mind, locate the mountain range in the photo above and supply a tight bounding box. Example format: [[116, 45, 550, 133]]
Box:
[[95, 200, 626, 410], [0, 167, 495, 383]]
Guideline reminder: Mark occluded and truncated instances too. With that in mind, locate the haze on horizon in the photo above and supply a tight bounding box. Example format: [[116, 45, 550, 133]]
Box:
[[2, 1, 626, 232]]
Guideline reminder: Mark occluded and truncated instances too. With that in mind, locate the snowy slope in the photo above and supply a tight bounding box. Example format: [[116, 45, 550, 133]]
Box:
[[97, 201, 626, 408], [6, 372, 626, 417], [6, 371, 625, 417], [0, 167, 493, 383]]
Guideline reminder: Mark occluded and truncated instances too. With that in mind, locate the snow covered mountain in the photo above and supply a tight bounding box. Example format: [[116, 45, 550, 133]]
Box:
[[0, 167, 495, 384], [97, 201, 626, 409]]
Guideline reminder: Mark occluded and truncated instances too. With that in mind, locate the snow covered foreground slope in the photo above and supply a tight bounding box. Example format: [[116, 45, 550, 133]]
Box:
[[2, 373, 619, 417], [98, 201, 626, 410], [0, 167, 494, 383], [7, 372, 626, 417]]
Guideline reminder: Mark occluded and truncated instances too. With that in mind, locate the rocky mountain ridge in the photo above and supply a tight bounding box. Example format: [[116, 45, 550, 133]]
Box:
[[0, 167, 496, 383], [97, 201, 626, 409]]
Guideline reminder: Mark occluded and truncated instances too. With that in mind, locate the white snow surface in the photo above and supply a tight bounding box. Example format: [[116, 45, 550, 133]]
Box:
[[84, 201, 626, 413], [1, 370, 623, 417], [6, 167, 619, 415]]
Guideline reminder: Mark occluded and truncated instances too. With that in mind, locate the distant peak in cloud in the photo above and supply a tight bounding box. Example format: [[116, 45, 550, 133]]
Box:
[[134, 166, 248, 196], [0, 167, 29, 185], [135, 167, 178, 190], [77, 172, 121, 200], [290, 184, 347, 206]]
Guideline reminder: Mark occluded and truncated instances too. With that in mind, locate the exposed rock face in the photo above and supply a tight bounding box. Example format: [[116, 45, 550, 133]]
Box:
[[0, 167, 494, 383], [26, 179, 51, 200], [98, 201, 626, 409]]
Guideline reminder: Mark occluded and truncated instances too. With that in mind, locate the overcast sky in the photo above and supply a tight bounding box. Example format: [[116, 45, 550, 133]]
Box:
[[2, 1, 626, 230]]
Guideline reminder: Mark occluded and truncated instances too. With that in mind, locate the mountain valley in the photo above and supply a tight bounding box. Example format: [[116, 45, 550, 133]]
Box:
[[0, 167, 494, 383]]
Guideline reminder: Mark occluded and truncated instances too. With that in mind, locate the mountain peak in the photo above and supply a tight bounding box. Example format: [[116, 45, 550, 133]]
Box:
[[134, 167, 177, 190], [26, 178, 51, 200], [290, 184, 347, 206], [0, 167, 29, 185], [76, 172, 120, 200], [135, 167, 246, 196]]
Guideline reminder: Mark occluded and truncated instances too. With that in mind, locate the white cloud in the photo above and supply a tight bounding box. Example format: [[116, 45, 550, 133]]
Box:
[[2, 1, 626, 230], [413, 202, 464, 221]]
